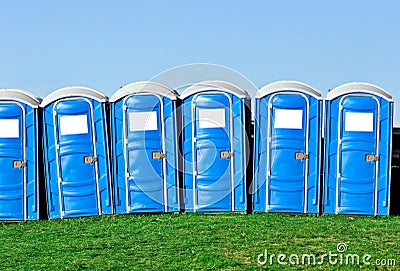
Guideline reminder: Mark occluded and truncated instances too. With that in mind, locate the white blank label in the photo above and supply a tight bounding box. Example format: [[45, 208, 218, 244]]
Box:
[[198, 108, 226, 128], [274, 109, 303, 129], [129, 111, 158, 131], [59, 115, 89, 135], [345, 112, 374, 132], [0, 119, 19, 138]]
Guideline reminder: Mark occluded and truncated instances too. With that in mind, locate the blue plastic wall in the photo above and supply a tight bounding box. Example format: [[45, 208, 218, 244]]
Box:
[[181, 91, 250, 212], [0, 101, 39, 220], [111, 95, 179, 213], [253, 91, 322, 214], [324, 93, 393, 216], [43, 98, 113, 219]]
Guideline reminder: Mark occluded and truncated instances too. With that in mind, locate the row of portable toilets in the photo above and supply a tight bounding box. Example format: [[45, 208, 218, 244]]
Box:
[[0, 80, 393, 220]]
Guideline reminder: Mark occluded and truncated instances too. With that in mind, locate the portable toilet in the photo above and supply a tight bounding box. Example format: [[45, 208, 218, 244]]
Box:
[[323, 82, 393, 216], [180, 80, 251, 212], [41, 87, 113, 219], [110, 81, 180, 213], [0, 89, 41, 221], [253, 81, 323, 214]]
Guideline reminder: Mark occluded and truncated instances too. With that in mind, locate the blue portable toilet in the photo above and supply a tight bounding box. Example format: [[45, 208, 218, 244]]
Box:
[[253, 81, 323, 214], [0, 89, 41, 221], [41, 87, 113, 219], [180, 81, 251, 212], [324, 82, 393, 216], [110, 81, 180, 213]]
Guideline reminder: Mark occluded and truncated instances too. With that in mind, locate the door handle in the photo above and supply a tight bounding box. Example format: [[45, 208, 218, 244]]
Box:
[[152, 152, 166, 159], [365, 154, 379, 162], [295, 152, 308, 160], [13, 160, 27, 168], [220, 151, 233, 158], [84, 156, 98, 164]]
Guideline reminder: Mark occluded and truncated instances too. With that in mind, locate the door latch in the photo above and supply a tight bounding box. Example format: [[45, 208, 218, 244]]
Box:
[[13, 160, 27, 168], [365, 154, 379, 162], [295, 152, 309, 160], [220, 151, 233, 158], [152, 152, 166, 159], [84, 156, 98, 164]]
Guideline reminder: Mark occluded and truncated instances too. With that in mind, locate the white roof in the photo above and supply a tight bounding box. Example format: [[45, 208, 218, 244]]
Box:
[[0, 88, 42, 108], [326, 82, 393, 101], [180, 80, 251, 99], [256, 81, 322, 99], [110, 81, 178, 102], [41, 86, 108, 107]]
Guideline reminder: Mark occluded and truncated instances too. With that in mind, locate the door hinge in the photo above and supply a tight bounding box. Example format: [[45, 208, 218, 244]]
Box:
[[338, 173, 341, 178], [152, 152, 166, 159], [269, 103, 272, 108], [365, 154, 379, 162], [336, 207, 340, 213], [295, 152, 309, 160], [58, 177, 62, 183], [84, 156, 98, 164], [194, 171, 197, 176], [220, 151, 234, 158], [13, 161, 27, 168]]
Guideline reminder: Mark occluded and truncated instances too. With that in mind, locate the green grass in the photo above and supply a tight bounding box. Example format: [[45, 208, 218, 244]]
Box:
[[0, 213, 399, 270]]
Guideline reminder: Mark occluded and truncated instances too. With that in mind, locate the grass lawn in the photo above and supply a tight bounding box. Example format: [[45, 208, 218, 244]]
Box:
[[0, 213, 398, 270]]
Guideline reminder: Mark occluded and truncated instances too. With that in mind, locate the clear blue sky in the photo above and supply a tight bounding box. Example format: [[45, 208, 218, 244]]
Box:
[[1, 1, 399, 123]]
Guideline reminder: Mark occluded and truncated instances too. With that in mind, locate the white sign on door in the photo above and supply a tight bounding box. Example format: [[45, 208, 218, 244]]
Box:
[[129, 111, 158, 131], [274, 109, 303, 129], [198, 108, 226, 128], [0, 119, 19, 138], [344, 112, 374, 132], [59, 115, 89, 135]]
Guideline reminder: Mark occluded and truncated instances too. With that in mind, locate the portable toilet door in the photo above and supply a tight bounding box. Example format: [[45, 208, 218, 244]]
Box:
[[253, 81, 323, 214], [0, 89, 41, 221], [110, 82, 180, 213], [41, 87, 113, 219], [180, 81, 251, 212], [324, 82, 393, 216]]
